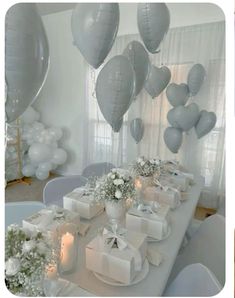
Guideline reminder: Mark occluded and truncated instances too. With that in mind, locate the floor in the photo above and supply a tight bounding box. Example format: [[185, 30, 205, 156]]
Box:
[[5, 176, 216, 220], [5, 174, 59, 203]]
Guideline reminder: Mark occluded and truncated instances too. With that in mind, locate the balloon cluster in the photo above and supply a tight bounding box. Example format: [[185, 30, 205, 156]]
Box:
[[71, 3, 171, 141], [164, 64, 217, 153], [20, 107, 67, 180], [71, 3, 217, 150]]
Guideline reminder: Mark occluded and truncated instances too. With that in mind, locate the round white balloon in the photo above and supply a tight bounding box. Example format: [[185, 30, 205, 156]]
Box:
[[52, 149, 67, 165], [22, 164, 36, 177], [28, 143, 53, 164], [35, 169, 49, 180], [47, 127, 63, 141], [38, 162, 52, 172]]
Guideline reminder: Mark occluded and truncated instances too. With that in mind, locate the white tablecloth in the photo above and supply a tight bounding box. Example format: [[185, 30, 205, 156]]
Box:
[[59, 175, 204, 296]]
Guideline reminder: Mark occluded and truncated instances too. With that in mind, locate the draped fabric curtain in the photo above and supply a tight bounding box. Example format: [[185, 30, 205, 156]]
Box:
[[84, 21, 225, 209]]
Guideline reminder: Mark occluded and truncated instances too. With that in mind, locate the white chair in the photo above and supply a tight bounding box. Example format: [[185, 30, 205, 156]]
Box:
[[43, 175, 87, 207], [5, 201, 46, 229], [82, 162, 115, 178], [164, 263, 222, 296], [168, 214, 225, 287]]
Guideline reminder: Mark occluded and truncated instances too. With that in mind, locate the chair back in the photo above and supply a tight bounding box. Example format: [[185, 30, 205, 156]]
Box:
[[164, 263, 222, 296], [82, 162, 115, 178], [168, 214, 225, 286], [5, 201, 46, 229], [43, 175, 87, 207]]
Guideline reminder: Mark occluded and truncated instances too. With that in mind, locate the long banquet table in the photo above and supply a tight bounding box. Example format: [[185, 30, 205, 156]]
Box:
[[59, 175, 204, 297]]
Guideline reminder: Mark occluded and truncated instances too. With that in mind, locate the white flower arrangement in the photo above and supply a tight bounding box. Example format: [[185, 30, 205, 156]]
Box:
[[132, 156, 162, 177], [5, 224, 54, 296], [94, 168, 135, 202]]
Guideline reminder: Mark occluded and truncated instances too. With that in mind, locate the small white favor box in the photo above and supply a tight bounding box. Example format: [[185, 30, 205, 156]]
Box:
[[22, 207, 80, 236], [160, 174, 189, 192], [86, 230, 147, 284], [126, 203, 170, 240], [63, 188, 104, 219], [144, 186, 181, 209]]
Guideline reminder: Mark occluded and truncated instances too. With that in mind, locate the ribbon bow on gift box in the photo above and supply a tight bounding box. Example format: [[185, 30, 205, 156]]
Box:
[[100, 225, 142, 271]]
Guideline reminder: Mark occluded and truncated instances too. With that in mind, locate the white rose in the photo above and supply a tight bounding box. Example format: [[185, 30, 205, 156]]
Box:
[[111, 174, 115, 179], [5, 258, 21, 276], [22, 240, 36, 253], [115, 190, 122, 199], [150, 159, 155, 164], [37, 242, 48, 254], [113, 179, 124, 185], [140, 161, 145, 166], [137, 157, 143, 163]]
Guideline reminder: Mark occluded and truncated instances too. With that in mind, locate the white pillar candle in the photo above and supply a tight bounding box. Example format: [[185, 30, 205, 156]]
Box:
[[135, 178, 142, 200], [60, 232, 75, 272]]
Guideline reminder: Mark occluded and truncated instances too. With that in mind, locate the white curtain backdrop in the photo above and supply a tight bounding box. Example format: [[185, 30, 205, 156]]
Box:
[[83, 21, 225, 209]]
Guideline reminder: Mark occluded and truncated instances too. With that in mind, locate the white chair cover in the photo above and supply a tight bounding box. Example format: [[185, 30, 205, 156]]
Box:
[[164, 263, 222, 296], [82, 162, 115, 178], [43, 175, 87, 207], [168, 214, 225, 287]]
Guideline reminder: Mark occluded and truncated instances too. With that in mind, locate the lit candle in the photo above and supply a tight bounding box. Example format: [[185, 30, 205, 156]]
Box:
[[60, 232, 75, 272], [135, 178, 142, 200], [46, 263, 58, 279]]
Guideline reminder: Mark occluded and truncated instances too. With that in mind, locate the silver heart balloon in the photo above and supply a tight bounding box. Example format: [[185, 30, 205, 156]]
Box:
[[187, 64, 206, 96], [112, 117, 123, 133], [195, 110, 216, 139], [168, 103, 200, 132], [166, 83, 189, 107], [71, 3, 119, 69], [130, 118, 144, 144], [123, 41, 150, 96], [164, 127, 183, 154], [96, 55, 135, 129], [144, 65, 171, 98], [167, 108, 181, 128], [5, 3, 49, 123], [137, 3, 170, 53]]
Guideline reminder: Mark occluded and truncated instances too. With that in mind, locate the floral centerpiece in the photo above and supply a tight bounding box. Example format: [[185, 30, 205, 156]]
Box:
[[94, 168, 135, 223], [132, 156, 162, 178], [5, 224, 54, 296]]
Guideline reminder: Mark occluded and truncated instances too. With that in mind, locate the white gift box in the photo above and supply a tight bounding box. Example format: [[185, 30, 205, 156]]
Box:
[[22, 207, 80, 236], [144, 186, 181, 209], [126, 203, 170, 240], [63, 188, 104, 219], [86, 229, 147, 284], [160, 173, 189, 192]]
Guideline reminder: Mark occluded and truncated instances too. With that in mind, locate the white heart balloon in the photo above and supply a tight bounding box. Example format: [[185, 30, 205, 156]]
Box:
[[166, 83, 189, 107], [123, 41, 150, 96], [144, 65, 171, 98], [137, 3, 170, 53], [96, 55, 135, 129], [187, 64, 206, 96], [167, 108, 181, 129], [71, 3, 119, 69], [130, 118, 144, 144], [195, 110, 216, 139], [164, 127, 183, 154], [168, 103, 200, 132]]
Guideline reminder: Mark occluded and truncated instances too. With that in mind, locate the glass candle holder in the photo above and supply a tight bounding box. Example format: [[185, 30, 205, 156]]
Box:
[[58, 223, 78, 274]]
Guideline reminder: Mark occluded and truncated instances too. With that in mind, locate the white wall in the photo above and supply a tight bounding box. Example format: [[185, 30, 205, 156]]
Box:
[[34, 4, 225, 175]]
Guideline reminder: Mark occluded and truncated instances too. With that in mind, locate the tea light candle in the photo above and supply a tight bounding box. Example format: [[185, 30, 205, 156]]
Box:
[[46, 263, 58, 279], [60, 232, 75, 272]]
